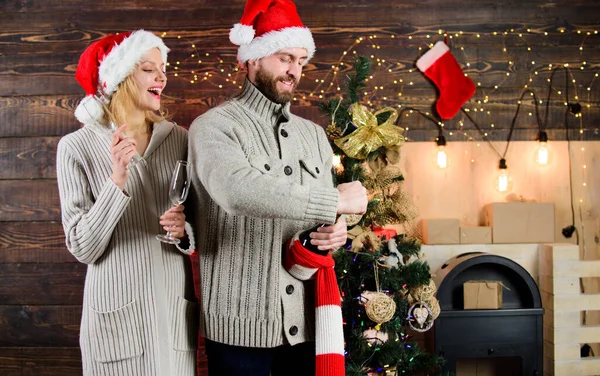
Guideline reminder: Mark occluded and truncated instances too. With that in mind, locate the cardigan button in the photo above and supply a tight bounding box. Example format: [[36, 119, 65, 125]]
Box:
[[280, 129, 288, 137], [315, 167, 320, 174], [289, 326, 298, 336], [284, 166, 293, 175], [264, 164, 271, 171], [286, 285, 295, 295]]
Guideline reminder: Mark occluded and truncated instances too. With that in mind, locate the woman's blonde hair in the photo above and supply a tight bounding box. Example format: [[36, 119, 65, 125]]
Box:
[[104, 74, 170, 131]]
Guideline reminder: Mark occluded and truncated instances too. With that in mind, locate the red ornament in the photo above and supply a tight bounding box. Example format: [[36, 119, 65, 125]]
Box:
[[372, 226, 397, 240]]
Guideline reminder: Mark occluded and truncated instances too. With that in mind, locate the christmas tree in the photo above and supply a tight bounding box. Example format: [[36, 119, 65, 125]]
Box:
[[321, 56, 446, 376]]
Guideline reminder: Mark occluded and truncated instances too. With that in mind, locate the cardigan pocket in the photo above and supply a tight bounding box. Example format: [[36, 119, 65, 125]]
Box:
[[299, 158, 324, 179], [90, 300, 143, 363], [172, 296, 198, 351], [249, 154, 283, 176]]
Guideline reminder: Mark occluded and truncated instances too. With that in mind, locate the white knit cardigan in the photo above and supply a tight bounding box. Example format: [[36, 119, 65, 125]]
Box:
[[56, 120, 197, 376]]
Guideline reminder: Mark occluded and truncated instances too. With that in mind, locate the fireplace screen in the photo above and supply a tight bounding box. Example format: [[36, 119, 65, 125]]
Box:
[[432, 252, 543, 375]]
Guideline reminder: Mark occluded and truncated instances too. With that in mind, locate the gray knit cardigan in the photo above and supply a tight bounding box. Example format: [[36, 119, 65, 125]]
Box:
[[56, 120, 197, 376], [189, 80, 340, 348]]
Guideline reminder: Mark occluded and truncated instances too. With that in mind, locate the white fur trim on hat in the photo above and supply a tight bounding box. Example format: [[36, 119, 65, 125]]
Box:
[[74, 95, 105, 125], [416, 41, 449, 72], [237, 26, 315, 64], [99, 30, 169, 97], [230, 23, 255, 46]]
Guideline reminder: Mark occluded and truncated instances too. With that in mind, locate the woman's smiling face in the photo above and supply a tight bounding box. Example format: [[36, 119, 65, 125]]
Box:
[[132, 47, 167, 112]]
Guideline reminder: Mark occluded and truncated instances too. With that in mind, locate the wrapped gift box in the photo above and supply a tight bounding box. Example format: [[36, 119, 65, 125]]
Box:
[[421, 219, 459, 245], [463, 280, 502, 309], [460, 226, 492, 244], [484, 202, 555, 244]]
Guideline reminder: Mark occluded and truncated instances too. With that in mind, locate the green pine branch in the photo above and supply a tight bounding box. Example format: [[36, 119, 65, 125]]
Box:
[[346, 56, 371, 104], [322, 54, 443, 375]]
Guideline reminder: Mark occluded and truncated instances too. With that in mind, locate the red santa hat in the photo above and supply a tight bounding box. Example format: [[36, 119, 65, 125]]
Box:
[[74, 30, 169, 125], [229, 0, 316, 64]]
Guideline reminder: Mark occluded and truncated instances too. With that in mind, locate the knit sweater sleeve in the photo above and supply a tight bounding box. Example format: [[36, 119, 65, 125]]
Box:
[[315, 121, 336, 187], [189, 112, 339, 223], [56, 137, 131, 264]]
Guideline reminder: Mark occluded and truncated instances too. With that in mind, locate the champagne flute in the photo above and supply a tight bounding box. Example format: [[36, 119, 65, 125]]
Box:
[[156, 160, 190, 244], [82, 96, 142, 167], [109, 122, 143, 167]]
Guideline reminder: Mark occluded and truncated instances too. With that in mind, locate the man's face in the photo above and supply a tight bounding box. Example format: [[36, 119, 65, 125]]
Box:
[[249, 48, 307, 104]]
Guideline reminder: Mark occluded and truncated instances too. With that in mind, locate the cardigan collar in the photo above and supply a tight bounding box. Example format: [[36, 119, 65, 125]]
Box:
[[234, 78, 293, 126], [143, 120, 174, 158]]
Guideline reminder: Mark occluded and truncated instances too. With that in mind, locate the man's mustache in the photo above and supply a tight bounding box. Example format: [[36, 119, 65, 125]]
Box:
[[278, 76, 297, 84]]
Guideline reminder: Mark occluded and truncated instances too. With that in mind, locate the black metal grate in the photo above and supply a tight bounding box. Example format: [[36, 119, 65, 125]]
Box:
[[432, 252, 543, 376]]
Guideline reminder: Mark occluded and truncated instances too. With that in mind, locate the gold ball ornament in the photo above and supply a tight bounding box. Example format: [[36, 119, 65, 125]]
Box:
[[365, 292, 396, 325], [409, 279, 437, 302], [427, 296, 441, 320]]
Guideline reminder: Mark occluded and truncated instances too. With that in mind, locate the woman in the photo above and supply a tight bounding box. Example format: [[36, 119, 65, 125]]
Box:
[[56, 30, 197, 376]]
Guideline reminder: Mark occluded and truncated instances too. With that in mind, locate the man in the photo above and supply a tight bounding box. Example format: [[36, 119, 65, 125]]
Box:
[[188, 0, 367, 375]]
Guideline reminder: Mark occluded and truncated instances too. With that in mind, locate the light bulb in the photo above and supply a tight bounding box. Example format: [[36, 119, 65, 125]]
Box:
[[494, 158, 512, 192], [536, 143, 549, 165], [437, 146, 448, 169], [535, 131, 550, 166], [496, 170, 509, 192], [435, 133, 448, 169], [332, 154, 344, 175]]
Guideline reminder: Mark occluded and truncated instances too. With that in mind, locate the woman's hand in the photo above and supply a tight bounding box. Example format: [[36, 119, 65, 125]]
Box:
[[110, 124, 137, 190], [309, 215, 348, 251], [160, 205, 187, 238]]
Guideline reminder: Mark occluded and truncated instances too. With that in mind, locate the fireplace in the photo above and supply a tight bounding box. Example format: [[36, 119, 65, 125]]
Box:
[[432, 252, 543, 375]]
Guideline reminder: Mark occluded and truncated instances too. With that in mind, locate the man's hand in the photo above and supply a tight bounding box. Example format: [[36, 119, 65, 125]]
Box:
[[308, 215, 348, 251], [336, 181, 368, 215]]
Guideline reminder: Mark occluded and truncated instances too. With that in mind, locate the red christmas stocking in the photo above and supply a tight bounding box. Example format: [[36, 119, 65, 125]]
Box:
[[416, 41, 476, 119]]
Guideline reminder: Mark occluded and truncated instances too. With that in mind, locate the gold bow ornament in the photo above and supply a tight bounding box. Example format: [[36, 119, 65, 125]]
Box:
[[334, 104, 405, 160]]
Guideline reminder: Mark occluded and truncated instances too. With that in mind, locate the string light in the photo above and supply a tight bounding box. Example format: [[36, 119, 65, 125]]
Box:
[[495, 158, 512, 192], [535, 131, 550, 166], [435, 132, 448, 169], [165, 28, 599, 153]]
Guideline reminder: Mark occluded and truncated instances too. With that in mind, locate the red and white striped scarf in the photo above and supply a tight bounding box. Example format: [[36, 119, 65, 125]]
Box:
[[284, 233, 345, 376]]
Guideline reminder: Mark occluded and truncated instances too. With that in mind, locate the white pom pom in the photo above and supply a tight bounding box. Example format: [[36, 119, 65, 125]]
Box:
[[74, 95, 104, 125], [229, 23, 255, 45]]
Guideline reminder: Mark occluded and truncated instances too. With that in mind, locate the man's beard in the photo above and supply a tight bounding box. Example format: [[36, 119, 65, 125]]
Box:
[[255, 68, 297, 104]]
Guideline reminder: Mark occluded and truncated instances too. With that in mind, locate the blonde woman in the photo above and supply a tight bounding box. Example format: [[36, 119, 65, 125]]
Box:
[[56, 30, 197, 376]]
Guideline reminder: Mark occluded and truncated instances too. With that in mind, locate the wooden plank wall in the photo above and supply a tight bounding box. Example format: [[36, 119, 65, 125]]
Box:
[[0, 0, 599, 374]]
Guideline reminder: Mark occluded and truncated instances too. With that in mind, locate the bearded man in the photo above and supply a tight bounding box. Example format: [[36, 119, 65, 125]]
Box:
[[188, 0, 367, 375]]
